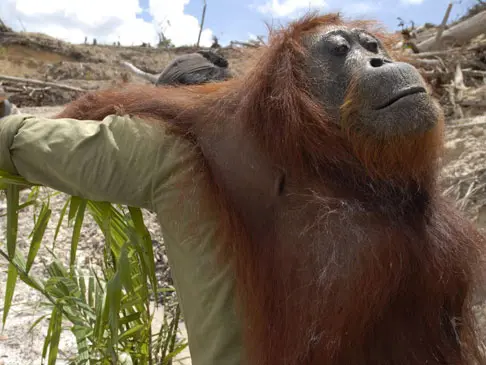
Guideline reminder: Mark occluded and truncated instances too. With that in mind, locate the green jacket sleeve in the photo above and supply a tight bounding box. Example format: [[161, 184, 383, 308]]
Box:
[[0, 113, 185, 210], [0, 112, 245, 365]]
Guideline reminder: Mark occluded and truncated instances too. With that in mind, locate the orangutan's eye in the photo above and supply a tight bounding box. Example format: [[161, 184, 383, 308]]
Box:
[[333, 43, 350, 56], [365, 40, 379, 53]]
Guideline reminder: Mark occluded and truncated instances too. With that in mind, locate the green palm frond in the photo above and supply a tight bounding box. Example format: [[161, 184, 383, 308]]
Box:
[[0, 170, 187, 365]]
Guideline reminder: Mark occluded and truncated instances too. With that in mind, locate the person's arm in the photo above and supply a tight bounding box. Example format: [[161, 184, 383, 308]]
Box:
[[0, 113, 187, 210]]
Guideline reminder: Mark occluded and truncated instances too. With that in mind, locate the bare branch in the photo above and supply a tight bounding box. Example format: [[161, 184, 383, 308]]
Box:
[[434, 2, 454, 50], [196, 0, 207, 48]]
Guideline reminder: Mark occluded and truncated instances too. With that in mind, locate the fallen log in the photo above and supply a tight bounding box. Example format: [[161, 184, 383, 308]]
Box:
[[408, 42, 486, 58], [417, 10, 486, 52], [0, 75, 87, 93], [407, 58, 441, 67]]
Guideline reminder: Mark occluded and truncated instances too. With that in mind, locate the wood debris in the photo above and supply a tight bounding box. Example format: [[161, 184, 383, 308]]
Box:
[[397, 7, 486, 123], [0, 75, 88, 107]]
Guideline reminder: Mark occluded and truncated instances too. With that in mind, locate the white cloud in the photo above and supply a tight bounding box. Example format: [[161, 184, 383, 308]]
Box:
[[0, 0, 213, 47], [256, 0, 328, 18], [149, 0, 213, 47]]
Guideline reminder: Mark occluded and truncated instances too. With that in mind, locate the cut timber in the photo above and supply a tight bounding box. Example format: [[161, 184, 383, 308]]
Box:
[[417, 10, 486, 52], [409, 43, 486, 58], [408, 58, 441, 67], [0, 75, 87, 93]]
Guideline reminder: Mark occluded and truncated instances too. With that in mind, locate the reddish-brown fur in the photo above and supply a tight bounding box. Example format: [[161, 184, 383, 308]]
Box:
[[57, 13, 486, 365]]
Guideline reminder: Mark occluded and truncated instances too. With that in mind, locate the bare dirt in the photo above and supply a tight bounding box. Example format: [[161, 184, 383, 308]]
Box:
[[0, 32, 259, 108], [0, 19, 485, 365]]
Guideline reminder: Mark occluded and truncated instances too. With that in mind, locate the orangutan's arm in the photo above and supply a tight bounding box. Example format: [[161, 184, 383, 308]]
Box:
[[0, 113, 194, 210]]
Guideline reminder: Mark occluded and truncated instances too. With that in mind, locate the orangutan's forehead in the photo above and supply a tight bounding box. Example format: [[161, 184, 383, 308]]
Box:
[[303, 26, 379, 47]]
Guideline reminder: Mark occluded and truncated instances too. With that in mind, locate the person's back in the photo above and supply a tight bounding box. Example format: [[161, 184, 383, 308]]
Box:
[[156, 51, 231, 85], [121, 50, 232, 86]]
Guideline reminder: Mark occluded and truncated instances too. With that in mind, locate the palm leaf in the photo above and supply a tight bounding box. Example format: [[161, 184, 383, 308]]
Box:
[[69, 198, 87, 274], [0, 170, 188, 364], [47, 304, 63, 365], [26, 203, 51, 273], [2, 262, 18, 328]]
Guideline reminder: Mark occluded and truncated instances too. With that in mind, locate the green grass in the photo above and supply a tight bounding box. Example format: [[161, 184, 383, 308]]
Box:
[[0, 170, 187, 364]]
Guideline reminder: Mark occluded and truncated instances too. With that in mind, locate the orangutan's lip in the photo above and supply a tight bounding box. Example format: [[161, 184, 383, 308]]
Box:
[[375, 86, 427, 110]]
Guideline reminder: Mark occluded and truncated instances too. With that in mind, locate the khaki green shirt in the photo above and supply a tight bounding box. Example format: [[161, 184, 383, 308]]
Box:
[[0, 113, 242, 365]]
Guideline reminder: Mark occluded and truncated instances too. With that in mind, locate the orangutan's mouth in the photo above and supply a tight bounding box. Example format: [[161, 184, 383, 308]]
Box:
[[375, 86, 427, 110]]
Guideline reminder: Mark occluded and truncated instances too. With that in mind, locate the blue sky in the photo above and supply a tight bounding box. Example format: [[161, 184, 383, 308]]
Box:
[[138, 0, 479, 45], [1, 0, 480, 47]]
